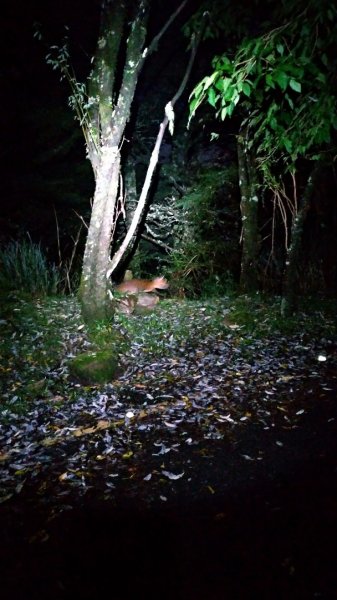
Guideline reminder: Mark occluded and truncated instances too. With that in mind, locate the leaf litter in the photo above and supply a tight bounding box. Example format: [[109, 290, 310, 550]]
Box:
[[0, 295, 337, 514]]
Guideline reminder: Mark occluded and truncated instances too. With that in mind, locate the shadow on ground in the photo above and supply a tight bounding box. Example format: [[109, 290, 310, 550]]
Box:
[[1, 393, 337, 599], [1, 452, 337, 599]]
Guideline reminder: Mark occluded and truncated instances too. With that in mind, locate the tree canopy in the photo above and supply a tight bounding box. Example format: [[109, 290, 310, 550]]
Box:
[[189, 0, 337, 180]]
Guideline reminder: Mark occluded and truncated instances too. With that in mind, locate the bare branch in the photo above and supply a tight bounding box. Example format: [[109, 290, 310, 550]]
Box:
[[146, 0, 188, 59], [107, 30, 201, 278], [73, 210, 89, 230], [141, 233, 173, 253]]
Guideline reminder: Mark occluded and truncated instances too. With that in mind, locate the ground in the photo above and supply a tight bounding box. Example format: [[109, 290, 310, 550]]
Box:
[[0, 294, 336, 598]]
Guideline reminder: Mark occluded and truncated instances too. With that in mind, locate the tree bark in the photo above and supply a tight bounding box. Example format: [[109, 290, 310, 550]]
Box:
[[78, 0, 190, 322], [80, 149, 121, 321], [281, 164, 321, 316], [237, 128, 259, 292]]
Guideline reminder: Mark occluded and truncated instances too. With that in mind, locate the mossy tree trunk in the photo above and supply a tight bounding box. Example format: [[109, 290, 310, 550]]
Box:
[[75, 0, 193, 322], [281, 164, 321, 316], [80, 150, 122, 321], [237, 128, 259, 293], [79, 1, 149, 322]]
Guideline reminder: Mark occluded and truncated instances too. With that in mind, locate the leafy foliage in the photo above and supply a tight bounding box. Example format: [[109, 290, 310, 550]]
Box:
[[189, 0, 337, 177], [168, 167, 240, 297]]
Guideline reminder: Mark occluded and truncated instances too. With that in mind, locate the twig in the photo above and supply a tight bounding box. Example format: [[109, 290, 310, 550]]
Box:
[[73, 210, 89, 230], [53, 206, 62, 266]]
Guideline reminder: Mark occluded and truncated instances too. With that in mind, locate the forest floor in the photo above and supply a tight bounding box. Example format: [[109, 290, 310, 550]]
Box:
[[0, 292, 337, 599]]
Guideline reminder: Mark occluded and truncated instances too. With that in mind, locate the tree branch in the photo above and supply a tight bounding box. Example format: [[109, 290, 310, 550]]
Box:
[[107, 29, 201, 278], [141, 233, 173, 253], [143, 0, 188, 61]]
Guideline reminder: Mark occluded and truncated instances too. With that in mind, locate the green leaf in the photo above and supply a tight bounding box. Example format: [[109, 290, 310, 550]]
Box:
[[267, 101, 277, 117], [223, 84, 235, 102], [208, 87, 218, 107], [274, 70, 289, 91], [249, 113, 264, 128], [214, 78, 224, 92], [242, 82, 251, 97], [217, 56, 232, 73], [221, 77, 232, 95], [226, 103, 235, 118], [276, 43, 284, 56], [188, 94, 205, 125], [251, 40, 262, 57], [189, 95, 203, 115], [289, 79, 301, 93], [221, 106, 228, 120], [318, 125, 331, 144], [284, 93, 294, 109], [232, 90, 241, 106], [203, 71, 220, 91], [283, 137, 293, 153], [229, 102, 236, 116], [316, 72, 326, 84], [190, 80, 204, 100]]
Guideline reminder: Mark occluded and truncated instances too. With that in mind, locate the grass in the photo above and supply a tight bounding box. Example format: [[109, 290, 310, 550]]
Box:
[[0, 239, 60, 296]]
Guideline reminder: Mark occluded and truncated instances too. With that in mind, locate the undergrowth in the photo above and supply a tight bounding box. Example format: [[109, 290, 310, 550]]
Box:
[[0, 239, 60, 296], [1, 291, 336, 416]]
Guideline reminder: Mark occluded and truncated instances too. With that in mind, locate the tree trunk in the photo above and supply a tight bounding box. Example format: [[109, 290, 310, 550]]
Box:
[[79, 149, 121, 321], [281, 164, 321, 316], [78, 2, 150, 321], [116, 161, 144, 274], [75, 0, 191, 323], [237, 129, 259, 292]]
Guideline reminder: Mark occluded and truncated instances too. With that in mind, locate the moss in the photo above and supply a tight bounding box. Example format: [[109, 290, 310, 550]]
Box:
[[68, 349, 123, 385], [86, 318, 131, 353]]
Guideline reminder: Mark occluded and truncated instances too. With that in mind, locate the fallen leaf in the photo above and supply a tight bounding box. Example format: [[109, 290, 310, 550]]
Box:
[[161, 470, 184, 480], [122, 450, 133, 459]]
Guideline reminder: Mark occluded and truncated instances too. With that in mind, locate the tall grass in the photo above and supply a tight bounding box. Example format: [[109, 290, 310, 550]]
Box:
[[0, 238, 60, 296]]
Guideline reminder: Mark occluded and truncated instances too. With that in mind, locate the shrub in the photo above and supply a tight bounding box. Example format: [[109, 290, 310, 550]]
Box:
[[168, 166, 241, 297]]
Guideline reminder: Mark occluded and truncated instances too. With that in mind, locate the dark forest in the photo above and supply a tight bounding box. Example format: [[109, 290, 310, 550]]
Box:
[[1, 1, 337, 598]]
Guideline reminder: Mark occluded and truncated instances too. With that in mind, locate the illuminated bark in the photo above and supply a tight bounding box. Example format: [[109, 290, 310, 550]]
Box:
[[78, 0, 190, 321]]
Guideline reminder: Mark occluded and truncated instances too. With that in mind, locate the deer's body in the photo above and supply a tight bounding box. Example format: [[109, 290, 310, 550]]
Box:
[[115, 276, 169, 294]]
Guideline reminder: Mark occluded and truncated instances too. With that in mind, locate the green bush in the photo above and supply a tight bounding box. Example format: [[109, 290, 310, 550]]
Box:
[[168, 166, 240, 297], [0, 238, 60, 296]]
